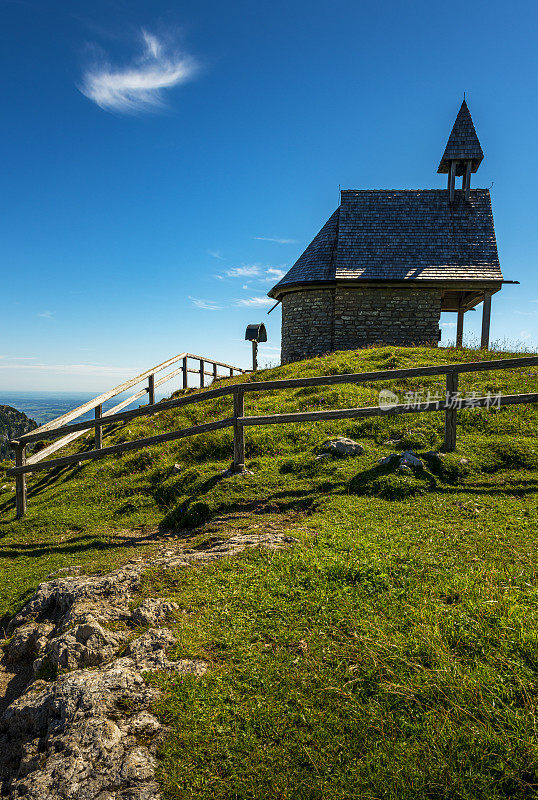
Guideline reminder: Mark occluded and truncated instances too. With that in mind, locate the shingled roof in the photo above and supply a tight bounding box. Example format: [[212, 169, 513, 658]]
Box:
[[268, 189, 502, 299], [438, 100, 484, 174]]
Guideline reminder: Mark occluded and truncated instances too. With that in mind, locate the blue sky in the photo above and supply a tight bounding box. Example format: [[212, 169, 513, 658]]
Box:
[[1, 0, 537, 391]]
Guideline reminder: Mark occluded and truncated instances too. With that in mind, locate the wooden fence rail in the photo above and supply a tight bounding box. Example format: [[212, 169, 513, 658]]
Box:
[[8, 352, 247, 518], [9, 354, 538, 518]]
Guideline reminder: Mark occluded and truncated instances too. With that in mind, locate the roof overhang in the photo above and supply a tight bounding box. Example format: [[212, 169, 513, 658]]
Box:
[[269, 278, 506, 302]]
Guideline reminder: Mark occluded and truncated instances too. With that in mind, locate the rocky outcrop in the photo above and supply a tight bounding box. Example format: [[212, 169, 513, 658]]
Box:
[[0, 405, 37, 460], [0, 532, 296, 799]]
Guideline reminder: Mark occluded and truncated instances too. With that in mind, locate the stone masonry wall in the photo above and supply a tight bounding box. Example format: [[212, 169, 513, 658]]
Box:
[[280, 286, 442, 363]]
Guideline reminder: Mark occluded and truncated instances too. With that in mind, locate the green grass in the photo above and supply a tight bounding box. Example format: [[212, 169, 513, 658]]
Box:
[[2, 344, 538, 797]]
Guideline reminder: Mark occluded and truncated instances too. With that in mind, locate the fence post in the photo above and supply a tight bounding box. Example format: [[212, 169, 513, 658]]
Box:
[[95, 405, 103, 450], [199, 360, 205, 388], [182, 356, 188, 389], [444, 371, 459, 452], [233, 387, 245, 472], [213, 362, 218, 383], [148, 374, 155, 405], [14, 442, 27, 519]]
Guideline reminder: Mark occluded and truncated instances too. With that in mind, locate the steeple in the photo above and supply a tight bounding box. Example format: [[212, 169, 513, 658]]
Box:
[[438, 99, 484, 202]]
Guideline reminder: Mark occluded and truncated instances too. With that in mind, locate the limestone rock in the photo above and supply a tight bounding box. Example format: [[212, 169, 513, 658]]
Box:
[[400, 450, 423, 468], [322, 437, 364, 457], [379, 450, 423, 470], [6, 623, 54, 664], [130, 599, 179, 628], [0, 530, 296, 798]]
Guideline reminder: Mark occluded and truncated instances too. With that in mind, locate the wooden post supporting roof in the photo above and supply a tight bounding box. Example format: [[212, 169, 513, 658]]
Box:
[[448, 161, 456, 203], [463, 160, 472, 201], [456, 308, 464, 348], [481, 291, 492, 349]]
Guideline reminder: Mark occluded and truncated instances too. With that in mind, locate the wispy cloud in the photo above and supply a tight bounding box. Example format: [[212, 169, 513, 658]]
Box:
[[217, 265, 286, 282], [520, 330, 532, 340], [190, 297, 223, 311], [514, 310, 538, 316], [208, 250, 225, 260], [441, 322, 456, 328], [252, 236, 298, 245], [235, 296, 274, 307], [80, 29, 198, 114], [38, 310, 54, 319], [225, 266, 262, 278]]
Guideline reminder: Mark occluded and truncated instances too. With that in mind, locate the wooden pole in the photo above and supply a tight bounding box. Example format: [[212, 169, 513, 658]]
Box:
[[229, 367, 233, 377], [182, 356, 188, 389], [14, 442, 27, 518], [456, 309, 464, 348], [444, 371, 459, 452], [95, 405, 103, 450], [448, 161, 456, 203], [213, 362, 218, 383], [233, 387, 245, 472], [252, 340, 258, 372], [481, 291, 492, 350], [148, 374, 155, 405], [464, 160, 472, 201], [199, 360, 205, 388]]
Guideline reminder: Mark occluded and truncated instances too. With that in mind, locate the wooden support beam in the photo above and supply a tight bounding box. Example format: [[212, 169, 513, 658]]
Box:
[[199, 360, 205, 388], [444, 372, 459, 452], [481, 291, 492, 349], [448, 161, 456, 203], [148, 374, 155, 405], [213, 362, 218, 383], [229, 367, 233, 377], [464, 160, 472, 201], [182, 356, 188, 389], [14, 442, 27, 518], [95, 405, 103, 450], [233, 387, 245, 472], [456, 309, 464, 348]]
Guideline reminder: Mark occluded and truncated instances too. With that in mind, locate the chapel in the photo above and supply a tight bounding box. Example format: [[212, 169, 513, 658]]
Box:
[[268, 100, 510, 363]]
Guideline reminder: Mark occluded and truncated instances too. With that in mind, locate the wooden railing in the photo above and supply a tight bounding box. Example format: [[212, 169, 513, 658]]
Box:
[[8, 352, 247, 517], [8, 355, 538, 518]]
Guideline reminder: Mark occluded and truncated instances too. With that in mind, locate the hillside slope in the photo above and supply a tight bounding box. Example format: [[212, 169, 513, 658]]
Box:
[[1, 345, 538, 799], [0, 405, 37, 460]]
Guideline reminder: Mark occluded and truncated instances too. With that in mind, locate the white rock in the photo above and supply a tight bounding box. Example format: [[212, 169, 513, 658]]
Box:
[[322, 437, 364, 457]]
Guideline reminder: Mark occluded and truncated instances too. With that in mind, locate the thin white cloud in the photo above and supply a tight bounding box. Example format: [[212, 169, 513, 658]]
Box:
[[225, 266, 262, 278], [218, 265, 286, 282], [190, 297, 223, 311], [520, 330, 532, 340], [38, 310, 54, 319], [208, 250, 225, 260], [80, 29, 198, 114], [252, 236, 298, 244], [514, 310, 538, 316], [441, 322, 456, 328], [235, 296, 274, 307]]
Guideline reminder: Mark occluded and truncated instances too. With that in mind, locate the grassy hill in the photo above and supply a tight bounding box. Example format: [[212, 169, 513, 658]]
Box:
[[2, 344, 538, 798]]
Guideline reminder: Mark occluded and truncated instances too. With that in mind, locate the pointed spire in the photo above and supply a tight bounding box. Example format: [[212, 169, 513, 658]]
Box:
[[438, 100, 484, 175]]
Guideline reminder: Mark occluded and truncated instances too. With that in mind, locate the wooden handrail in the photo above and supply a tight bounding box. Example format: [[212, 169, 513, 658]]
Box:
[[7, 353, 538, 518], [17, 351, 247, 443], [19, 385, 235, 444], [9, 418, 234, 477]]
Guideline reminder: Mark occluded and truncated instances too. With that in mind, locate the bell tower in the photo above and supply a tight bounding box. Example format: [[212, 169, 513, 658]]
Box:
[[438, 99, 484, 202]]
